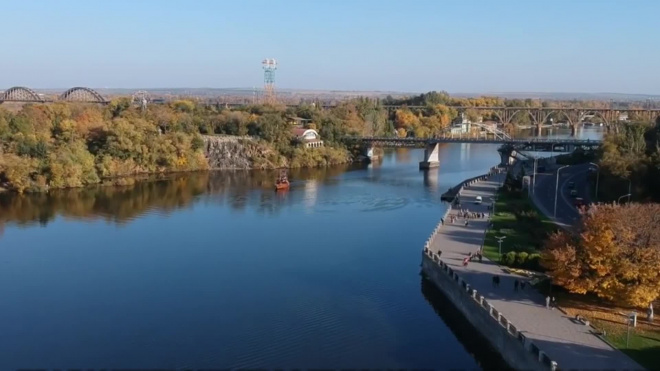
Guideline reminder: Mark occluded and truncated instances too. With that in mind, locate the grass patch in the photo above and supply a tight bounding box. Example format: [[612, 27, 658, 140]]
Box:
[[558, 293, 660, 370], [483, 187, 557, 262]]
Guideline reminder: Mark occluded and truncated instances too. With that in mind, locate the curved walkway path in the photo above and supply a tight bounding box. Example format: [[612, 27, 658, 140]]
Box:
[[428, 172, 643, 370]]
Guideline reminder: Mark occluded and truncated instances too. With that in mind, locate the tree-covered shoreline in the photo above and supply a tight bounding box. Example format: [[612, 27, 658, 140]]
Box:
[[0, 99, 383, 193], [3, 91, 659, 193]]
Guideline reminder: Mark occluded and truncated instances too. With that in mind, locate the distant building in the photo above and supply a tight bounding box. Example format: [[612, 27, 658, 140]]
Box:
[[619, 113, 629, 122], [450, 113, 471, 134], [292, 128, 323, 148]]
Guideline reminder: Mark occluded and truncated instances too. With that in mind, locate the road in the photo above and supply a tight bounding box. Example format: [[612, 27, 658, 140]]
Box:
[[530, 162, 594, 227]]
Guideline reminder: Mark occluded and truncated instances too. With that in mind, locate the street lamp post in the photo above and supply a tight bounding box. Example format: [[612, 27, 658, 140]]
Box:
[[496, 236, 506, 260], [554, 165, 569, 218], [589, 162, 600, 201], [532, 157, 538, 196]]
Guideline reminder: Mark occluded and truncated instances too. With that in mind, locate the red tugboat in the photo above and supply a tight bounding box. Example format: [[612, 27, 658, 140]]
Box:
[[275, 169, 290, 191]]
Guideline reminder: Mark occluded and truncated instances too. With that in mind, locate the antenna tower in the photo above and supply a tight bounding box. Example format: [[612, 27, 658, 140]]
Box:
[[262, 58, 277, 104], [131, 90, 151, 111]]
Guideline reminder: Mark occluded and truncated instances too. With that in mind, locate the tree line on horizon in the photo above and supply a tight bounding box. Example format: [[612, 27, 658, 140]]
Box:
[[1, 91, 659, 194]]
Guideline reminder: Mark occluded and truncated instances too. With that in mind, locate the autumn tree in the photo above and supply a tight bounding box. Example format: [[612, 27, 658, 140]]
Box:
[[394, 108, 420, 131], [542, 203, 660, 307]]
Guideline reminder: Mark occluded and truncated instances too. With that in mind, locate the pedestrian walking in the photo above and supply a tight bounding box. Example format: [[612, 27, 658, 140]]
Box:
[[464, 220, 469, 227], [545, 296, 551, 309], [462, 257, 469, 267], [440, 217, 444, 225], [478, 253, 483, 263], [514, 279, 519, 292]]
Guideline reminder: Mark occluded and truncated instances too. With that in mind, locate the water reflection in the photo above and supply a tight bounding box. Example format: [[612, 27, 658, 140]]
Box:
[[0, 164, 355, 227], [420, 275, 512, 371], [423, 168, 439, 190]]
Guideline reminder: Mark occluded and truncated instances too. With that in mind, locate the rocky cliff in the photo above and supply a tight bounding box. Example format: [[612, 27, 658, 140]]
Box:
[[203, 135, 282, 170]]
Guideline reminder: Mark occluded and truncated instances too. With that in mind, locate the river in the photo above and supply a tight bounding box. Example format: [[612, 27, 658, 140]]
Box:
[[0, 127, 603, 370]]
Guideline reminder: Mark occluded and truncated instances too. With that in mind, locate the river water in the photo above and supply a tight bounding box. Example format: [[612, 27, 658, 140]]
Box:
[[0, 128, 603, 370]]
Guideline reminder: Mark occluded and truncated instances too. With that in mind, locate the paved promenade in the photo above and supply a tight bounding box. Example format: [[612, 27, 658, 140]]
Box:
[[429, 172, 643, 370]]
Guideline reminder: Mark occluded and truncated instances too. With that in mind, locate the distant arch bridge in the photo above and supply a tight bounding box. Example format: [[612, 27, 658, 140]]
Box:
[[0, 86, 109, 104]]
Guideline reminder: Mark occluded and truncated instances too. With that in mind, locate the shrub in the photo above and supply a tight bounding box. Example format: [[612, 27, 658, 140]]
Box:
[[498, 250, 544, 272], [503, 251, 517, 266]]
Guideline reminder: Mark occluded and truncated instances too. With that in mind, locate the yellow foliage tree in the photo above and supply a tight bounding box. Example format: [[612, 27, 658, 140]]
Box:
[[394, 108, 420, 130], [543, 203, 660, 307]]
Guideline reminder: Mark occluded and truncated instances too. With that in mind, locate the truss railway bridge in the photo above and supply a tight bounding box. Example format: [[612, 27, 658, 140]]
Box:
[[0, 86, 108, 104]]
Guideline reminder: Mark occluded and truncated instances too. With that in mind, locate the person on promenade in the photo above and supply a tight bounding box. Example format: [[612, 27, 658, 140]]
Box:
[[478, 253, 483, 263], [464, 220, 469, 227], [492, 276, 500, 288], [462, 257, 469, 267], [440, 217, 444, 225], [514, 279, 519, 292], [545, 296, 551, 309]]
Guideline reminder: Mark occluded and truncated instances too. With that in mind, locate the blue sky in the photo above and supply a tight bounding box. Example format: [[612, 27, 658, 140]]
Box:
[[2, 0, 659, 94]]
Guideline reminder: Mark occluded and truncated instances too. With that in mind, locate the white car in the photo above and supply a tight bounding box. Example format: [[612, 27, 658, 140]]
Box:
[[475, 196, 482, 204]]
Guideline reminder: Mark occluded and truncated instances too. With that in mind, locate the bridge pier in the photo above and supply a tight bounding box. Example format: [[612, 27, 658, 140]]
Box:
[[570, 123, 579, 136], [363, 144, 380, 163], [535, 123, 543, 137], [419, 143, 440, 169]]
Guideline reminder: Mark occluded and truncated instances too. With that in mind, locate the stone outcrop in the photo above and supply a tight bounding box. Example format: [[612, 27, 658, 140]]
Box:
[[203, 135, 280, 170]]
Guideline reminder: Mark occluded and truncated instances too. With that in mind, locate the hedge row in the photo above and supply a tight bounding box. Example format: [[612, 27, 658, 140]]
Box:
[[500, 251, 543, 271]]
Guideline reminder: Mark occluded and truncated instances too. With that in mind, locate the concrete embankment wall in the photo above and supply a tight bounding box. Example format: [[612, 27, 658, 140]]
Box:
[[421, 253, 551, 371]]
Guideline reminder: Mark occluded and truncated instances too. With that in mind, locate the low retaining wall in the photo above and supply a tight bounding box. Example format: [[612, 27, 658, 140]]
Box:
[[421, 251, 556, 371], [441, 166, 503, 202]]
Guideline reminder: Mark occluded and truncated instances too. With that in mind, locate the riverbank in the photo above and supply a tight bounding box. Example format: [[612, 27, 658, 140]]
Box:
[[422, 171, 643, 371], [0, 135, 354, 193]]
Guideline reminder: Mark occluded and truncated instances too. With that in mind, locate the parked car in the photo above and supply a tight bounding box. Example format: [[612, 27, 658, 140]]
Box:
[[475, 196, 482, 204]]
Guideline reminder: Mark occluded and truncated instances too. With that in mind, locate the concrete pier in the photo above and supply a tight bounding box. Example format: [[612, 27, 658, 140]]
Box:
[[419, 143, 440, 169]]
